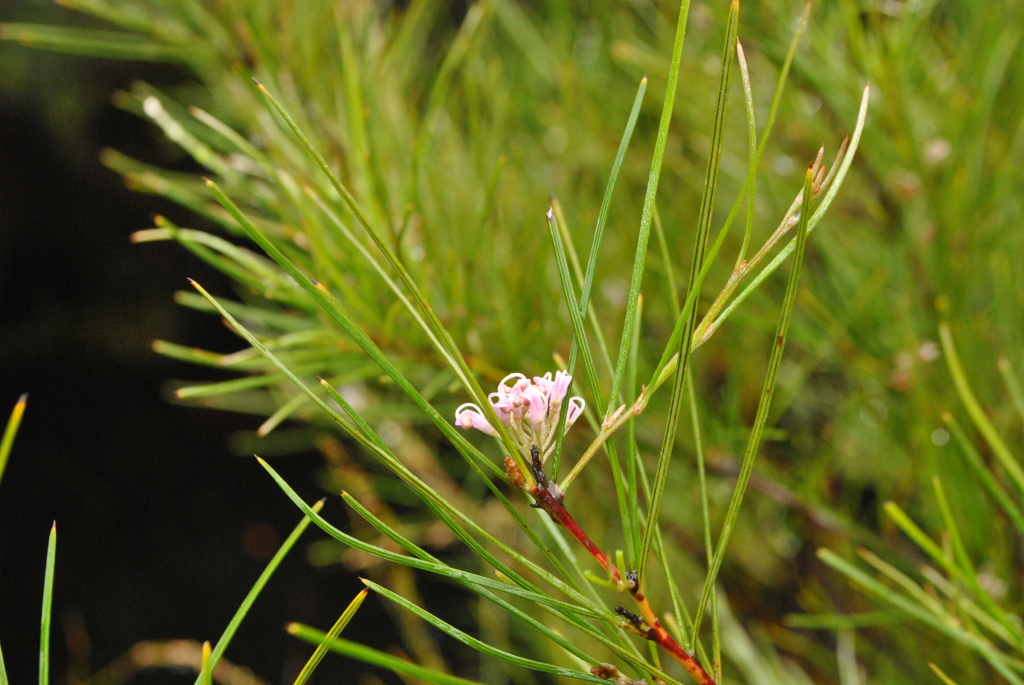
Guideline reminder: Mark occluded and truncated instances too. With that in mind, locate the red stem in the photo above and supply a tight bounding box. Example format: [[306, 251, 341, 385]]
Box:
[[527, 475, 716, 685]]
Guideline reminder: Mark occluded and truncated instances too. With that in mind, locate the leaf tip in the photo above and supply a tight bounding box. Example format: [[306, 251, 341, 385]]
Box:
[[284, 622, 300, 635]]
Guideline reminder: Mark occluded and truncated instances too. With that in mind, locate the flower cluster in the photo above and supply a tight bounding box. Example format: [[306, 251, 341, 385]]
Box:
[[455, 371, 585, 463]]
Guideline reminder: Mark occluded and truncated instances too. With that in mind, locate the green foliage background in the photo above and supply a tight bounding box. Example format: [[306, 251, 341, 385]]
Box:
[[3, 1, 1024, 684]]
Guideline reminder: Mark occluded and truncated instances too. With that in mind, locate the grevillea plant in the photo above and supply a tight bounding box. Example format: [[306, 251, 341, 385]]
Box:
[[1, 0, 874, 683]]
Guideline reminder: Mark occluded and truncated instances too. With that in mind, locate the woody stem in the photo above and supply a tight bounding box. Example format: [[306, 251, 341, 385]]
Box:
[[525, 468, 716, 685]]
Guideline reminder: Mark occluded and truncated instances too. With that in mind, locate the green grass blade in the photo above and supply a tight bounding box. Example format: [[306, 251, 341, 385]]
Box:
[[362, 579, 607, 683], [189, 276, 551, 593], [931, 476, 1023, 643], [199, 642, 212, 685], [939, 322, 1024, 496], [203, 177, 528, 482], [687, 369, 720, 679], [255, 453, 597, 615], [252, 83, 511, 462], [818, 549, 1024, 685], [624, 296, 644, 567], [0, 23, 195, 62], [708, 84, 870, 335], [928, 663, 963, 685], [606, 0, 693, 415], [881, 501, 954, 576], [287, 624, 482, 685], [691, 165, 813, 642], [0, 639, 8, 685], [652, 207, 680, 318], [944, 412, 1024, 536], [546, 209, 634, 564], [39, 522, 56, 685], [191, 500, 325, 685], [551, 76, 646, 478], [0, 394, 27, 488], [734, 39, 757, 268], [342, 494, 614, 664], [998, 358, 1024, 428], [638, 0, 739, 589], [291, 590, 368, 685]]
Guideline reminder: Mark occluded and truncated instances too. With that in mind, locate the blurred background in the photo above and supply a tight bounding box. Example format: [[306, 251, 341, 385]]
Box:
[[0, 3, 376, 685], [1, 0, 1023, 684]]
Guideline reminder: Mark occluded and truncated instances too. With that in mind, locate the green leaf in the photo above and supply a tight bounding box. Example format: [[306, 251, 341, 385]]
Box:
[[287, 624, 483, 685], [254, 456, 599, 617], [0, 23, 197, 62], [291, 590, 368, 685], [606, 0, 693, 417], [252, 82, 521, 474], [818, 549, 1024, 685], [691, 163, 814, 642], [546, 210, 633, 566], [187, 270, 587, 599], [199, 642, 212, 685], [39, 522, 56, 685], [939, 322, 1024, 497], [551, 75, 646, 479], [944, 412, 1024, 536], [931, 476, 1024, 644], [928, 663, 963, 685], [362, 579, 608, 683], [783, 612, 900, 630], [0, 394, 27, 488], [734, 39, 757, 268], [639, 0, 739, 589], [707, 83, 870, 335], [998, 357, 1024, 428], [191, 500, 325, 685]]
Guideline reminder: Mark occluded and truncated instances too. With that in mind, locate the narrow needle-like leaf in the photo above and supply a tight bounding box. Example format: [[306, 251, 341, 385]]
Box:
[[362, 579, 607, 683], [638, 0, 739, 588], [606, 0, 693, 415], [998, 357, 1024, 428], [944, 412, 1024, 536], [0, 393, 27, 488], [191, 500, 325, 685], [39, 522, 57, 685], [291, 590, 368, 685], [692, 165, 814, 642], [939, 322, 1024, 496], [552, 75, 647, 478], [287, 624, 482, 685], [199, 641, 212, 685]]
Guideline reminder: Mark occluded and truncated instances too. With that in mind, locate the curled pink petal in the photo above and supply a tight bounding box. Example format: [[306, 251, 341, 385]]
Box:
[[455, 403, 498, 436], [498, 373, 528, 396], [550, 370, 573, 406], [523, 386, 548, 431], [533, 372, 554, 394], [488, 393, 512, 425], [564, 396, 585, 433]]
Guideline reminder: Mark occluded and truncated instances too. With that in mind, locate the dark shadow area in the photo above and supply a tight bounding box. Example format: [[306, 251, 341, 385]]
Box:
[[0, 5, 392, 685]]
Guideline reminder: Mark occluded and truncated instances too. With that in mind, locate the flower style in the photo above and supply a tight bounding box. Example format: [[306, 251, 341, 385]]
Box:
[[455, 371, 585, 463]]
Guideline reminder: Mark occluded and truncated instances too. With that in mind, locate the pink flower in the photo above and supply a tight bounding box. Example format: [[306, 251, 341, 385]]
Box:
[[455, 404, 497, 436], [565, 396, 585, 433], [454, 370, 586, 464]]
